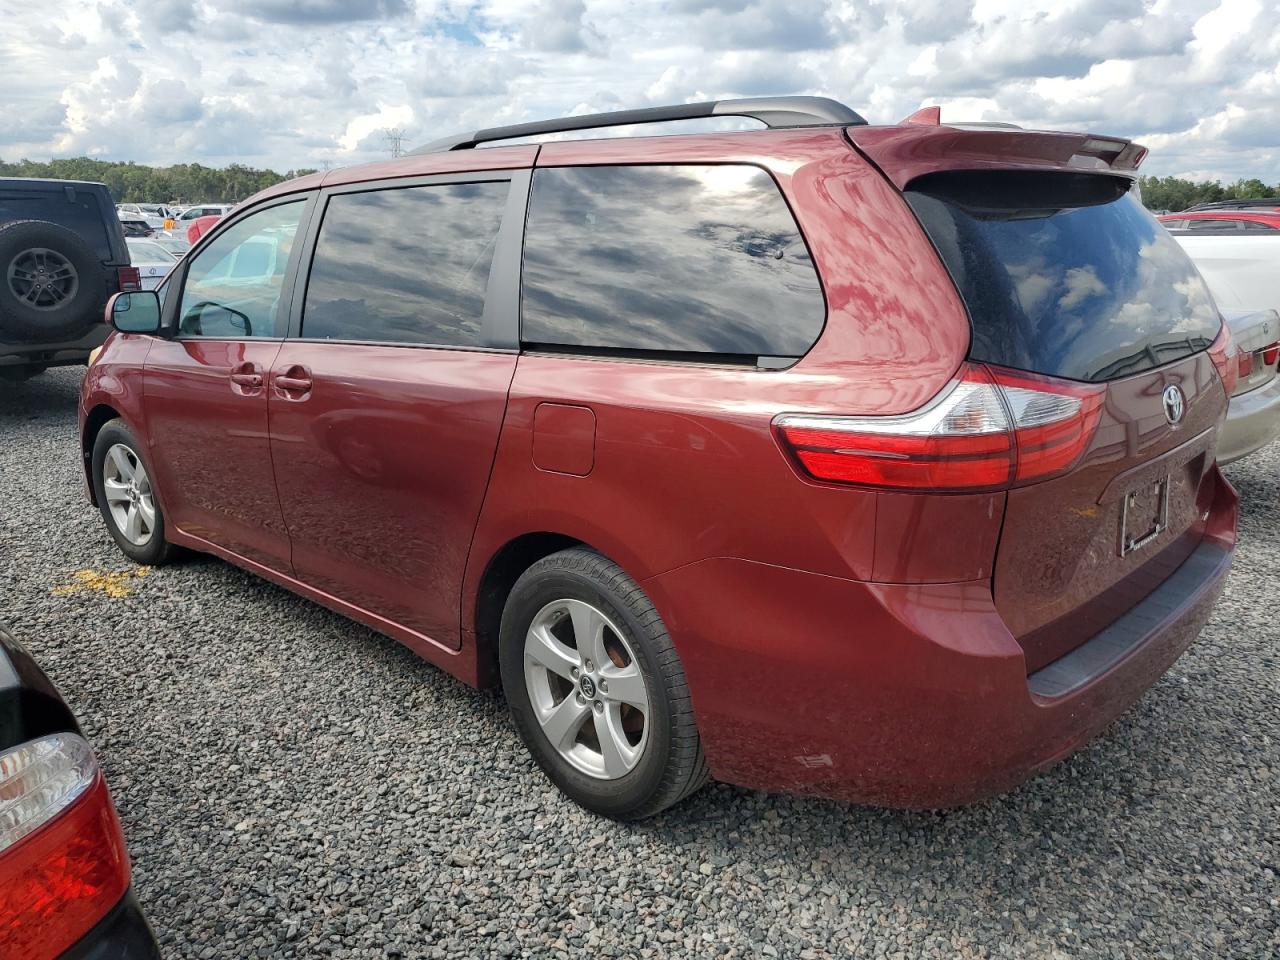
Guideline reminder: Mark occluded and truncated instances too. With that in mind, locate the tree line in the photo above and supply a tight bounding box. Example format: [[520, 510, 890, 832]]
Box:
[[1, 155, 1276, 212], [0, 157, 317, 204], [1136, 175, 1277, 212]]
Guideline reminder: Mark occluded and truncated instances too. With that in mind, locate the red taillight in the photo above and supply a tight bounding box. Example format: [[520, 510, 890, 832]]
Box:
[[774, 363, 1104, 492], [0, 736, 131, 960], [1237, 350, 1254, 380], [1207, 323, 1238, 396], [1261, 342, 1279, 369], [117, 266, 141, 293], [992, 367, 1106, 483]]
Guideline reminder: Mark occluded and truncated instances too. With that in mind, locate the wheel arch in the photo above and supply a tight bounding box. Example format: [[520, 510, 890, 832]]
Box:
[[469, 532, 608, 689], [81, 403, 122, 506]]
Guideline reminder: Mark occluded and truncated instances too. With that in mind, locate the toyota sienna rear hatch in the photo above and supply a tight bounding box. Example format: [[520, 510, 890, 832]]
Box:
[[900, 165, 1228, 671]]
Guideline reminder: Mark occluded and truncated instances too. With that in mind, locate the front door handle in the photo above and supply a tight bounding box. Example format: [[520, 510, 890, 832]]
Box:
[[229, 362, 263, 395], [273, 365, 313, 400]]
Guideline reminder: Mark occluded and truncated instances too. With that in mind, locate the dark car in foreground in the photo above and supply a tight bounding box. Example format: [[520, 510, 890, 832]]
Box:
[[1, 178, 140, 380], [80, 97, 1237, 819], [0, 623, 160, 958]]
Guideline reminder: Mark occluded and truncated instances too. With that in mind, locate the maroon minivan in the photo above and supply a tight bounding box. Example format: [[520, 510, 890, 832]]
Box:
[[79, 98, 1238, 819]]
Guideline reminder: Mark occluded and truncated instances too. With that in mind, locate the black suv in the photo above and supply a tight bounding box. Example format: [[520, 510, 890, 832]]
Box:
[[0, 178, 138, 380]]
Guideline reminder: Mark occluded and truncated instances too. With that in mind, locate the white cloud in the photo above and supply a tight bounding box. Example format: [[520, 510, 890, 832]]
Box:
[[338, 104, 416, 152], [0, 0, 1275, 182]]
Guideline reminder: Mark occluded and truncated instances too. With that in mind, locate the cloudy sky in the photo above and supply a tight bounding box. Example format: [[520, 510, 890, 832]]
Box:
[[1, 0, 1277, 182]]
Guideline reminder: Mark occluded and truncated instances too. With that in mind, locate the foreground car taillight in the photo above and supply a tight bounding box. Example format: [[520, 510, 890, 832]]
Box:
[[117, 266, 141, 293], [0, 734, 131, 960], [1207, 323, 1239, 396], [774, 363, 1105, 492]]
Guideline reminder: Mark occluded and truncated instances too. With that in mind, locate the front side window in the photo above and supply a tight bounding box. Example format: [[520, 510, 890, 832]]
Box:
[[177, 200, 304, 338], [301, 181, 509, 347], [521, 164, 826, 359]]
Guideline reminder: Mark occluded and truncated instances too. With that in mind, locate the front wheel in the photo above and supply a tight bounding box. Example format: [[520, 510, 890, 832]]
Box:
[[499, 547, 709, 819], [91, 419, 173, 565]]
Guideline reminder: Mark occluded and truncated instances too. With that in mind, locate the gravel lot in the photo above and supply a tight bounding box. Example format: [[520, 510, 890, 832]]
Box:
[[2, 367, 1276, 959]]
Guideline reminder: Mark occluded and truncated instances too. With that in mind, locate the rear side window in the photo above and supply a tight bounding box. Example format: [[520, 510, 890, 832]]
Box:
[[907, 171, 1221, 382], [0, 189, 113, 261], [1238, 220, 1277, 232], [302, 182, 509, 347], [521, 164, 824, 359]]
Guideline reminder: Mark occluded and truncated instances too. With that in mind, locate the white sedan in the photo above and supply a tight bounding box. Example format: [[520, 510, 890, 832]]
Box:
[[1170, 230, 1280, 464], [125, 237, 179, 291]]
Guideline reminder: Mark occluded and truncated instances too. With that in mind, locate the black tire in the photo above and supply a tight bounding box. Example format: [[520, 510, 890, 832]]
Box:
[[499, 547, 709, 819], [91, 419, 174, 566], [0, 220, 108, 342]]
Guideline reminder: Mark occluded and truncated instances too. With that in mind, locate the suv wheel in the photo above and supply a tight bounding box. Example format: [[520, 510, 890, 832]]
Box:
[[0, 220, 107, 341], [499, 547, 709, 819], [91, 420, 173, 565]]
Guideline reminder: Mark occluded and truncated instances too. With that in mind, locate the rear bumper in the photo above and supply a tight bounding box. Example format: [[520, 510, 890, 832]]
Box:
[[647, 470, 1237, 808], [1, 325, 110, 368], [1219, 376, 1280, 464], [60, 889, 161, 960]]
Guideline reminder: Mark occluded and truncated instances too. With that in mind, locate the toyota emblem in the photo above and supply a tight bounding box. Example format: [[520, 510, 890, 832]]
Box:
[[1162, 384, 1185, 425]]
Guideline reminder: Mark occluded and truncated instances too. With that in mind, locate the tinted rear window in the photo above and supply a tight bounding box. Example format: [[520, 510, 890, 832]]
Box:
[[907, 172, 1220, 382], [0, 188, 114, 261], [521, 164, 825, 359]]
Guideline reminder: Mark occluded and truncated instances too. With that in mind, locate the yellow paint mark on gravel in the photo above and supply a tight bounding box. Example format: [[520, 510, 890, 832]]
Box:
[[52, 567, 151, 599]]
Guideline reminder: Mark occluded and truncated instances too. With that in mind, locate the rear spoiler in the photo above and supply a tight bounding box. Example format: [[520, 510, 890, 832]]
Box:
[[848, 114, 1148, 190]]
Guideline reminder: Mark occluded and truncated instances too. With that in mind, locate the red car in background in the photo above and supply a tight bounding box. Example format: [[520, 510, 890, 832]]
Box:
[[185, 214, 221, 246], [1159, 209, 1280, 232], [80, 98, 1237, 819]]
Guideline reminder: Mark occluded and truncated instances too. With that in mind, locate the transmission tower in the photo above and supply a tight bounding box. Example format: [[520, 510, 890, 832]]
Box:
[[383, 128, 408, 158]]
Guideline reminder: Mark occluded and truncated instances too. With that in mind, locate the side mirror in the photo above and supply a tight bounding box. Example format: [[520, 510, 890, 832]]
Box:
[[107, 291, 162, 334]]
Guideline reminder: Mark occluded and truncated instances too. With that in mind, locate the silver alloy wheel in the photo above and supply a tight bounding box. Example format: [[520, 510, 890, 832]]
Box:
[[7, 248, 79, 310], [523, 598, 650, 780], [102, 443, 156, 546]]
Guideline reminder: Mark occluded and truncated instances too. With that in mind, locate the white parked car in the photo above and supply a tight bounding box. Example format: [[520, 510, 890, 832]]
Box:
[[174, 204, 234, 225], [147, 231, 191, 260], [117, 203, 174, 230], [1169, 232, 1279, 316], [1216, 308, 1280, 464], [125, 237, 179, 291], [1168, 228, 1280, 464]]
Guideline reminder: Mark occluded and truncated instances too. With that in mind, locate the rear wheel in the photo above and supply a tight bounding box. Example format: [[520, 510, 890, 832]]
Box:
[[499, 547, 709, 819], [91, 420, 173, 565]]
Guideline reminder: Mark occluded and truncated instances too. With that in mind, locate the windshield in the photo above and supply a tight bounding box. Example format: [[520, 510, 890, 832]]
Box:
[[906, 171, 1221, 382]]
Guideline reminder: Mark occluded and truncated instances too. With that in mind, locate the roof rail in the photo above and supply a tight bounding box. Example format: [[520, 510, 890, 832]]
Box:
[[409, 96, 868, 154], [1184, 197, 1280, 212]]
